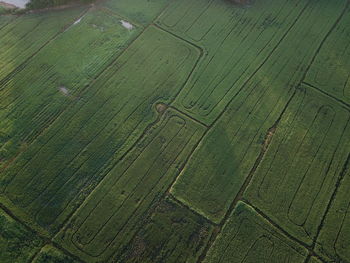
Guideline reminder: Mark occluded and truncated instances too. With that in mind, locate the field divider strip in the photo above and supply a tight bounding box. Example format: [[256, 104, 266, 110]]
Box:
[[0, 202, 88, 263], [153, 23, 204, 56], [195, 86, 298, 263], [302, 82, 350, 111], [0, 14, 150, 178], [0, 6, 90, 87], [311, 152, 350, 251], [168, 193, 216, 226], [303, 254, 312, 263], [169, 106, 209, 128], [152, 24, 208, 127], [300, 0, 350, 84], [28, 245, 44, 263], [152, 24, 205, 103], [241, 200, 328, 263], [298, 1, 350, 112], [52, 102, 167, 237], [203, 0, 311, 128]]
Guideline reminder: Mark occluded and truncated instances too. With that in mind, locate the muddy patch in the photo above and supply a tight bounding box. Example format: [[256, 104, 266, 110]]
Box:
[[59, 86, 69, 96], [155, 103, 168, 114], [120, 20, 133, 30]]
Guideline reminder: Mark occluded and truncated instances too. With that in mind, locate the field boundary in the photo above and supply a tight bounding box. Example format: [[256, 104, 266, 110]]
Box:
[[0, 202, 87, 263], [0, 6, 89, 87], [302, 82, 350, 110]]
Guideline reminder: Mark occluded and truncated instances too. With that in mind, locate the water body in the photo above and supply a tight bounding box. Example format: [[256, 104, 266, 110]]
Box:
[[120, 20, 134, 30], [2, 0, 29, 8]]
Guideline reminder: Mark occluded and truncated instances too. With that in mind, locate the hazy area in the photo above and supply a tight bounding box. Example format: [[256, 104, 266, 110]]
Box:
[[2, 0, 29, 8]]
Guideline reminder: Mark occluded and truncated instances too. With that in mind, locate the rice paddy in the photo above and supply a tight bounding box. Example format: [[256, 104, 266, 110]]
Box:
[[0, 0, 349, 262]]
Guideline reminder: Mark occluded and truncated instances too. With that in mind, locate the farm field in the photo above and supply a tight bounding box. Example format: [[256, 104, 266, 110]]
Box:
[[0, 0, 349, 263]]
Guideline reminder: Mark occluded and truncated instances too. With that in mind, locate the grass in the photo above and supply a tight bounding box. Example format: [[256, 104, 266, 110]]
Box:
[[170, 0, 348, 224], [55, 109, 206, 262], [308, 258, 321, 263], [0, 26, 199, 235], [244, 85, 350, 245], [203, 202, 307, 263], [0, 0, 350, 262], [0, 15, 15, 25], [305, 6, 350, 105], [32, 245, 78, 263], [115, 198, 213, 263], [100, 0, 169, 25], [0, 8, 140, 170], [315, 166, 350, 262], [0, 207, 43, 263], [0, 7, 86, 82], [157, 0, 310, 124]]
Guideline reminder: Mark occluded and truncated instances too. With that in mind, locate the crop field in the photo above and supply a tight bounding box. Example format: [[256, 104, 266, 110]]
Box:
[[0, 8, 140, 171], [203, 202, 308, 263], [0, 0, 349, 262], [244, 85, 350, 245], [100, 0, 170, 26], [0, 8, 86, 82], [32, 246, 78, 263], [0, 207, 43, 262], [0, 15, 14, 28]]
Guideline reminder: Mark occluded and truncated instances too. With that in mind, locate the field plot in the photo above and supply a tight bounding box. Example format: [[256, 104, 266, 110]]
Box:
[[0, 207, 42, 263], [0, 15, 15, 29], [0, 26, 199, 234], [0, 0, 350, 262], [203, 202, 307, 263], [32, 245, 78, 263], [305, 5, 350, 105], [316, 167, 350, 262], [244, 85, 350, 245], [101, 0, 169, 25], [158, 0, 312, 124], [0, 7, 85, 82], [113, 198, 213, 263], [0, 8, 140, 170], [170, 0, 347, 223], [55, 109, 206, 262], [308, 258, 322, 263]]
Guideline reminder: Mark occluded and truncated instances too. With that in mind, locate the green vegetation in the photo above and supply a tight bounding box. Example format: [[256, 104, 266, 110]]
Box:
[[0, 5, 13, 15], [32, 246, 78, 263], [0, 8, 85, 82], [0, 14, 13, 24], [0, 8, 140, 170], [244, 85, 350, 245], [26, 0, 91, 10], [305, 6, 350, 105], [0, 208, 42, 263], [170, 0, 348, 223], [316, 168, 350, 262], [0, 26, 199, 234], [203, 202, 307, 263], [101, 0, 169, 25], [116, 198, 213, 263], [0, 0, 350, 262], [157, 0, 309, 124], [308, 257, 322, 263], [55, 109, 206, 262]]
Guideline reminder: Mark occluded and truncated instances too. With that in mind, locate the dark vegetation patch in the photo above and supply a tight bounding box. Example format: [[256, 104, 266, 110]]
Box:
[[26, 0, 92, 10]]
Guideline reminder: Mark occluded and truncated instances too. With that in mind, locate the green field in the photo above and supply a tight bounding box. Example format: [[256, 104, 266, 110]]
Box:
[[32, 246, 78, 263], [0, 0, 349, 262], [0, 207, 42, 263], [203, 202, 307, 263]]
